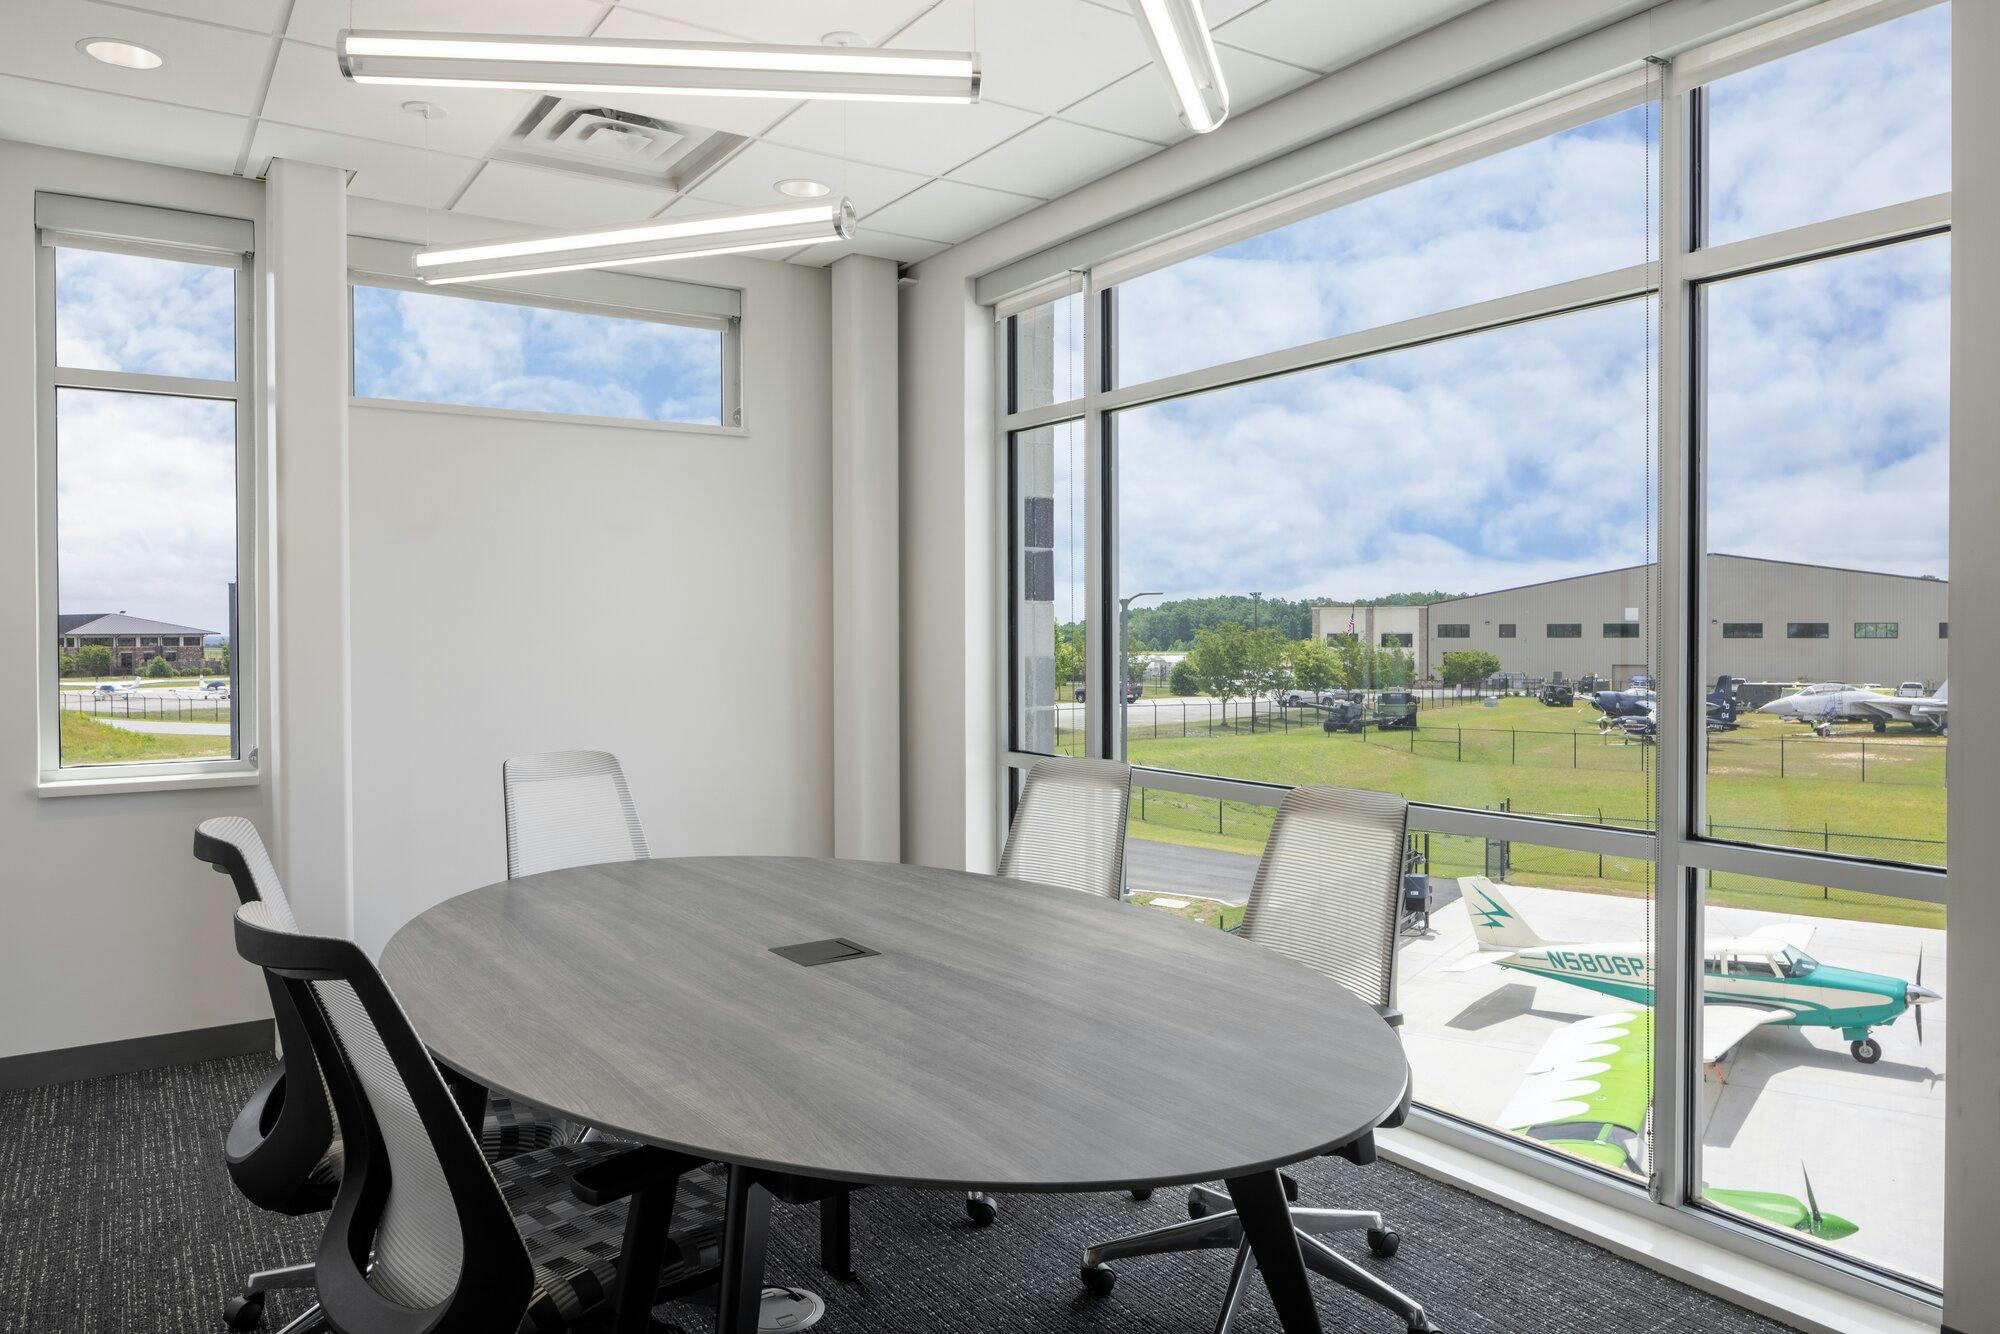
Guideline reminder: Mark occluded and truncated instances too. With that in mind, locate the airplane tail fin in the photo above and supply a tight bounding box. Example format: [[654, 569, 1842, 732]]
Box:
[[1462, 876, 1549, 951], [1935, 680, 1947, 703], [1714, 674, 1738, 697]]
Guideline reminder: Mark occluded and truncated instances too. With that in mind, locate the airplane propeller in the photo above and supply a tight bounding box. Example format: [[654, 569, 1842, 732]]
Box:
[[1915, 946, 1925, 1044], [1802, 1165, 1824, 1234]]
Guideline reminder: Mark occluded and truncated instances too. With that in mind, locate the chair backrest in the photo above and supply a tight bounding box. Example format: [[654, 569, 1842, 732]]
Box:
[[233, 901, 533, 1333], [503, 750, 650, 880], [1238, 786, 1409, 1011], [194, 817, 335, 1216], [998, 758, 1132, 899]]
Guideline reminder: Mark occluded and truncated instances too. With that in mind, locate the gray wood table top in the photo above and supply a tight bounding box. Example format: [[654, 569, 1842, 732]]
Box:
[[380, 856, 1409, 1193]]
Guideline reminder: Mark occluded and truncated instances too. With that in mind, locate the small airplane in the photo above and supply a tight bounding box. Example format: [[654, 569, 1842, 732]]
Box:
[[1595, 677, 1742, 739], [1758, 681, 1948, 735], [1454, 878, 1940, 1064], [1500, 1010, 1858, 1241], [1588, 685, 1655, 720]]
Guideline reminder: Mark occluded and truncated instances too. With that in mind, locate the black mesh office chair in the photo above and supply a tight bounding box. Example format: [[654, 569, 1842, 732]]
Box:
[[229, 897, 729, 1333], [1077, 786, 1436, 1334], [195, 818, 570, 1331]]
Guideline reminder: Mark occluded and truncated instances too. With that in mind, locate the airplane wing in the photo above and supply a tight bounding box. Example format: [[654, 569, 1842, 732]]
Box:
[[1450, 950, 1515, 971], [1848, 696, 1916, 721], [1748, 921, 1816, 951], [1701, 1006, 1790, 1063], [1497, 1011, 1650, 1136]]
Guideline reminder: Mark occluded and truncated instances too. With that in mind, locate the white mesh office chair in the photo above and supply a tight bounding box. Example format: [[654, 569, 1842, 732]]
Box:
[[967, 757, 1134, 1227], [502, 751, 650, 880], [1077, 786, 1436, 1334]]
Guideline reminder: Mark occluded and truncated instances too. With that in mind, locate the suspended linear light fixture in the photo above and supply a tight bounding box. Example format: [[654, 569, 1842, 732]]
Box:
[[338, 30, 980, 103], [411, 199, 856, 284], [1126, 0, 1229, 133]]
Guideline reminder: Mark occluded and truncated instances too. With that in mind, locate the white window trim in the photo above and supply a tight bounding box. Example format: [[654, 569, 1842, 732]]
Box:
[[34, 195, 260, 792], [993, 0, 1950, 1310], [347, 234, 745, 432]]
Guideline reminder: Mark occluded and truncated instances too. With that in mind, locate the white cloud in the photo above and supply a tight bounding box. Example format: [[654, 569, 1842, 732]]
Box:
[[55, 248, 235, 380]]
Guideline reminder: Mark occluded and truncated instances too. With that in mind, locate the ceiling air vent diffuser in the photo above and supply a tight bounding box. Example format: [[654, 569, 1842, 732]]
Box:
[[495, 97, 744, 192]]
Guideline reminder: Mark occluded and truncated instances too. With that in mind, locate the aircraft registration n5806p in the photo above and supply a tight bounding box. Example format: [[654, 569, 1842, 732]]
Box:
[[1452, 878, 1939, 1064]]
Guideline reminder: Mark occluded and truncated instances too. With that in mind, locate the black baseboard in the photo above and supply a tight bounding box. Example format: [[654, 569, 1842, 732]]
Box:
[[0, 1018, 274, 1092]]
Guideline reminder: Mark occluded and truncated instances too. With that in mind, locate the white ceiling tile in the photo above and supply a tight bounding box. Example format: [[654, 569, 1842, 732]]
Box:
[[891, 0, 1151, 115], [785, 228, 945, 267], [248, 121, 483, 207], [453, 160, 673, 230], [613, 0, 932, 47], [864, 178, 1038, 244], [1062, 41, 1315, 144], [1215, 0, 1490, 75], [584, 8, 807, 138], [259, 39, 534, 159], [948, 117, 1153, 197], [760, 98, 1040, 179], [0, 75, 247, 174], [0, 2, 274, 116], [1078, 0, 1268, 23], [287, 0, 604, 50], [108, 0, 287, 34], [691, 139, 928, 216]]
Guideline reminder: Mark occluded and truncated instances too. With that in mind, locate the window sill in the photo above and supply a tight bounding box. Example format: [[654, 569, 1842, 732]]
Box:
[[37, 767, 261, 799], [1380, 1124, 1939, 1334]]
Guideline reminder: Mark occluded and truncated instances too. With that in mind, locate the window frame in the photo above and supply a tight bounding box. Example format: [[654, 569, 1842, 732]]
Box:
[[34, 199, 260, 793], [990, 0, 1950, 1313]]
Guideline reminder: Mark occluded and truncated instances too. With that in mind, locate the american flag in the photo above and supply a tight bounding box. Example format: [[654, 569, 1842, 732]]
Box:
[[1346, 610, 1357, 636]]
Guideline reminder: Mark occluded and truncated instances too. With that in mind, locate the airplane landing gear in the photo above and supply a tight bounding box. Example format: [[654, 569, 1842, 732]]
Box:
[[1850, 1038, 1883, 1064]]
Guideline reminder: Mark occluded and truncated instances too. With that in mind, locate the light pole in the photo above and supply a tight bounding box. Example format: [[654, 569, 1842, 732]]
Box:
[[1118, 592, 1162, 757]]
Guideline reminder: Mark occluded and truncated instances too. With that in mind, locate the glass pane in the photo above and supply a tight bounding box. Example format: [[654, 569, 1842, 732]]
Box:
[[1704, 4, 1950, 247], [1012, 420, 1086, 757], [1011, 291, 1085, 410], [1699, 237, 1948, 868], [55, 247, 235, 379], [56, 388, 236, 766], [1695, 876, 1942, 1284], [1114, 106, 1650, 386], [1126, 784, 1265, 929], [353, 284, 724, 425], [1115, 299, 1655, 829], [1400, 833, 1655, 1181]]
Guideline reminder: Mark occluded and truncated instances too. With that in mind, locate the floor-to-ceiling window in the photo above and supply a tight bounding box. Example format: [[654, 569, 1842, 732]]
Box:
[[999, 0, 1949, 1304]]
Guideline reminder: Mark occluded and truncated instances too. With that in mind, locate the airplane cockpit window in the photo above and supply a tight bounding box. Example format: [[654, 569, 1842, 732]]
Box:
[[1775, 946, 1818, 979]]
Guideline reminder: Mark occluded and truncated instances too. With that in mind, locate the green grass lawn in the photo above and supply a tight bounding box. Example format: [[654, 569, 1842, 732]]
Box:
[[57, 711, 232, 765], [1121, 696, 1945, 928]]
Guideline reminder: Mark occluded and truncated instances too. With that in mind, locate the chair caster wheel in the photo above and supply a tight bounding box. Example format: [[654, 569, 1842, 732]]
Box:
[[1080, 1263, 1117, 1296], [1129, 1187, 1153, 1202], [1187, 1193, 1209, 1219], [1367, 1227, 1401, 1259], [223, 1295, 264, 1330], [965, 1193, 998, 1227]]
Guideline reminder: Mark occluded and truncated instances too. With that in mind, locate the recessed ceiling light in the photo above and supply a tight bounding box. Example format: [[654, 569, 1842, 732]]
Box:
[[79, 38, 164, 70], [775, 178, 831, 199]]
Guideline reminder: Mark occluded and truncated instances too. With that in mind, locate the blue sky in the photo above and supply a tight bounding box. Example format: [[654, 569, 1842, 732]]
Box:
[[352, 285, 723, 426], [1076, 4, 1952, 612]]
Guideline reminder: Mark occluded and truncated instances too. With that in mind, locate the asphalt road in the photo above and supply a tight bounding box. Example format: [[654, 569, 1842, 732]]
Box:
[[1125, 838, 1259, 904]]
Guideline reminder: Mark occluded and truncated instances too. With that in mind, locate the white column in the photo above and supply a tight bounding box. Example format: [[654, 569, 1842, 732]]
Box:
[[1945, 4, 1996, 1329], [264, 159, 354, 937], [830, 255, 902, 860]]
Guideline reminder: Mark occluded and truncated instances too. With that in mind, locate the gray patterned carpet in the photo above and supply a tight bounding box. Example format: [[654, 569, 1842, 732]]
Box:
[[0, 1056, 1789, 1334]]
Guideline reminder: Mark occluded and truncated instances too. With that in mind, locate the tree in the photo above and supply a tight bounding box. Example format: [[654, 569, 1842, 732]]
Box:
[[1185, 622, 1289, 727], [59, 651, 78, 678], [1373, 647, 1417, 687], [144, 654, 175, 678], [1167, 660, 1199, 696], [1052, 623, 1085, 688], [1441, 650, 1503, 690], [1286, 637, 1340, 693], [75, 644, 111, 679]]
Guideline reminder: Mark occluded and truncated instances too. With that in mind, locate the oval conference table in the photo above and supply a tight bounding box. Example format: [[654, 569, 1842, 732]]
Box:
[[381, 856, 1411, 1334]]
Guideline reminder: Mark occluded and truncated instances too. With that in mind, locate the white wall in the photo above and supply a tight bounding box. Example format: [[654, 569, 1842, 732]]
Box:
[[346, 259, 834, 955], [0, 142, 272, 1060]]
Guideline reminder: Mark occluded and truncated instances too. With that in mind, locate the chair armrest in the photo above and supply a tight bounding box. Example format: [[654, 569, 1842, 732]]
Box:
[[569, 1146, 705, 1207]]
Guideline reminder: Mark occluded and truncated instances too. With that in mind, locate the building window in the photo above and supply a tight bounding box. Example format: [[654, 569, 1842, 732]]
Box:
[[39, 195, 253, 779], [1603, 623, 1641, 638], [1546, 623, 1582, 639], [1940, 621, 1949, 639], [1721, 622, 1763, 638], [352, 282, 731, 427], [1497, 623, 1516, 638], [1437, 624, 1469, 639], [1854, 621, 1900, 639], [1379, 632, 1413, 648], [1785, 622, 1831, 639]]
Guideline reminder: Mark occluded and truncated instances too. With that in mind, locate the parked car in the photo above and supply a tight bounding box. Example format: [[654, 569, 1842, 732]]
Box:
[[1278, 689, 1316, 707], [1073, 683, 1143, 703]]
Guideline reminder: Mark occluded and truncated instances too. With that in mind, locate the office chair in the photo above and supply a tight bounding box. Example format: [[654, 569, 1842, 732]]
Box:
[[502, 750, 650, 880], [967, 757, 1134, 1227], [194, 817, 568, 1331], [230, 899, 730, 1334], [1077, 786, 1437, 1334]]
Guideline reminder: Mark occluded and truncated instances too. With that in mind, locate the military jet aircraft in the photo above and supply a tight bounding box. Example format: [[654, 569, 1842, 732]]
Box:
[[1758, 681, 1948, 734]]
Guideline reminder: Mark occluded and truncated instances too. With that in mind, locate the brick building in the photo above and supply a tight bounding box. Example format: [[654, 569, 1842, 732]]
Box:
[[58, 613, 214, 673]]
